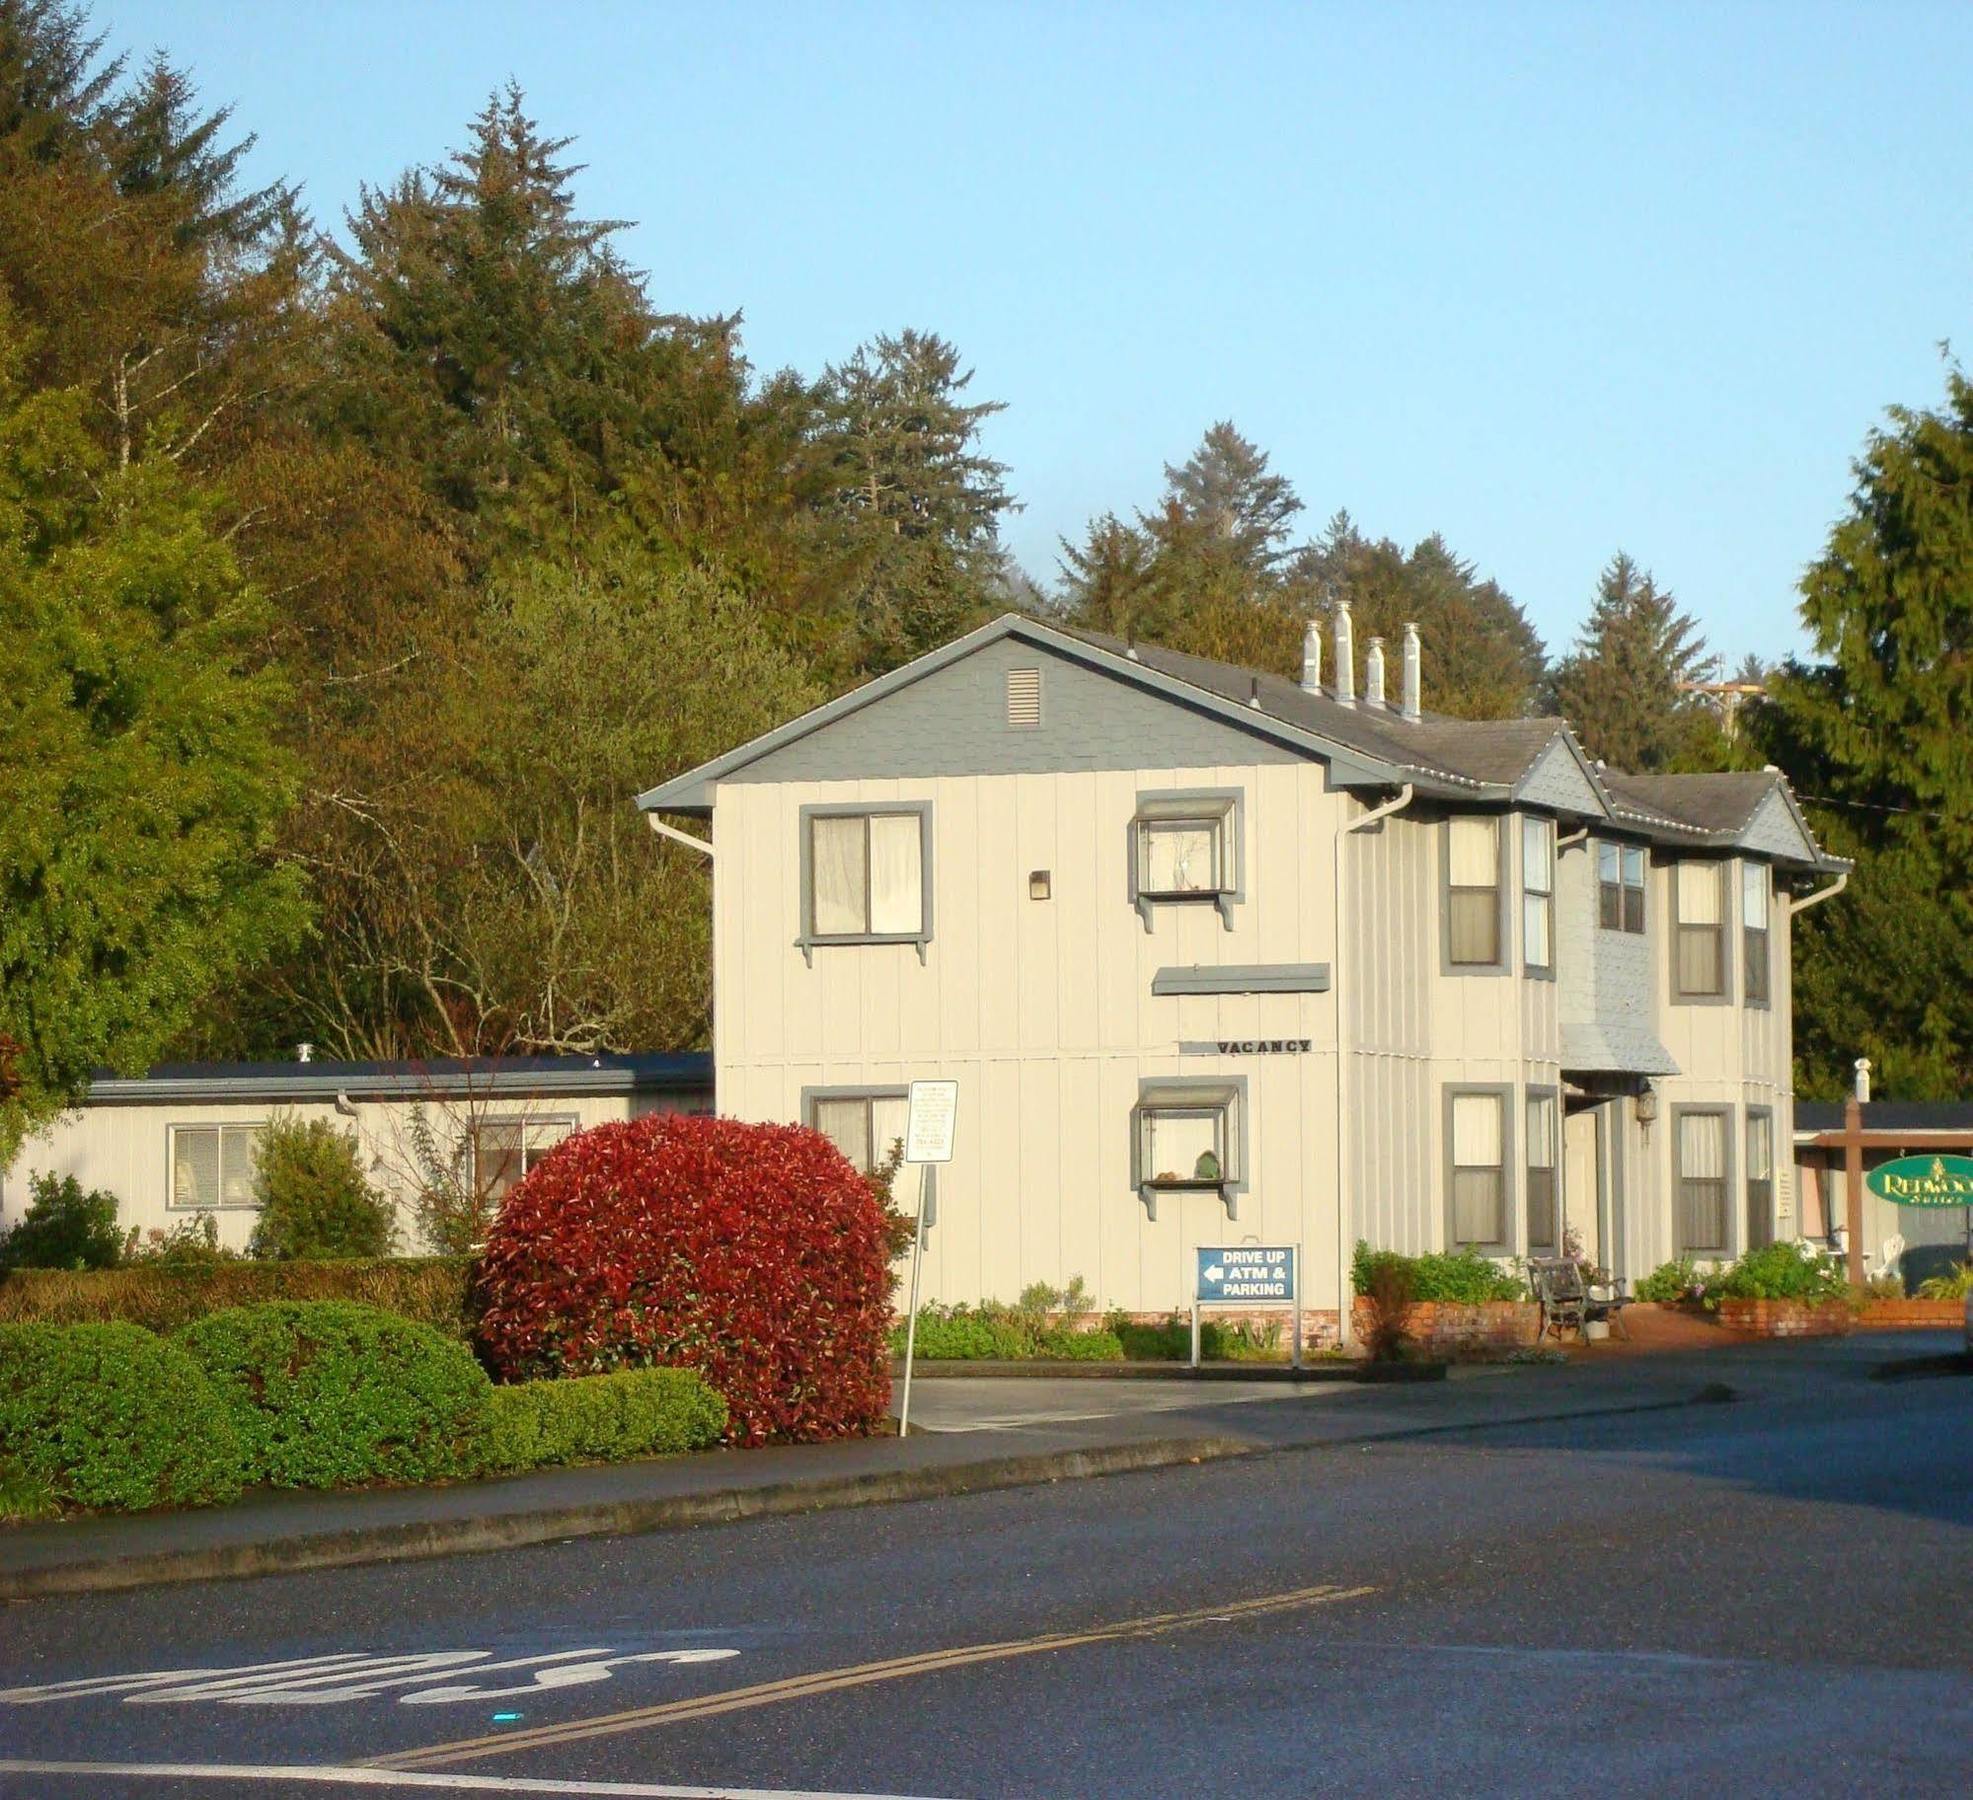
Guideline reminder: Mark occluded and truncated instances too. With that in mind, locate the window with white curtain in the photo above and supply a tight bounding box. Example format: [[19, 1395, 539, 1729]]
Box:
[[1525, 1091, 1559, 1255], [1449, 1090, 1507, 1248], [469, 1116, 575, 1201], [1676, 1109, 1729, 1254], [1745, 1110, 1774, 1251], [1742, 863, 1771, 1004], [1447, 818, 1502, 966], [1674, 862, 1726, 997], [810, 1093, 910, 1175], [806, 810, 926, 941], [170, 1123, 263, 1210], [1522, 817, 1555, 973]]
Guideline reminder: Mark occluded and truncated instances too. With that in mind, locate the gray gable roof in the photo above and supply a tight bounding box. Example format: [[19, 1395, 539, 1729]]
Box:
[[635, 612, 1845, 871]]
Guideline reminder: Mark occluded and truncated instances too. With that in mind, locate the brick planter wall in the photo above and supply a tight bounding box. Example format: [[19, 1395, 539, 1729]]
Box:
[[1351, 1297, 1539, 1358], [1716, 1298, 1853, 1338], [1856, 1299, 1967, 1330]]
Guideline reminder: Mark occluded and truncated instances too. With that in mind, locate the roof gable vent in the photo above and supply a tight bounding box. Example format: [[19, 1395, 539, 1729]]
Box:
[[1006, 666, 1042, 729]]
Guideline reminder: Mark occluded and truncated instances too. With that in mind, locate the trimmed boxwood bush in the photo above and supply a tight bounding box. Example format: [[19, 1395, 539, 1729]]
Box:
[[475, 1114, 894, 1445], [482, 1369, 727, 1474], [0, 1322, 243, 1514], [0, 1258, 475, 1337], [175, 1301, 490, 1488]]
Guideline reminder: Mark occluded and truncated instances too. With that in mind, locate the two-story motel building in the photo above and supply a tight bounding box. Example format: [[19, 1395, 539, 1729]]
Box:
[[638, 610, 1847, 1343]]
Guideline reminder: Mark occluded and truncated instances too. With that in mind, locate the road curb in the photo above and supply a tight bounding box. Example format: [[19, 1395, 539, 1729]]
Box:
[[898, 1360, 1388, 1383], [0, 1385, 1727, 1603]]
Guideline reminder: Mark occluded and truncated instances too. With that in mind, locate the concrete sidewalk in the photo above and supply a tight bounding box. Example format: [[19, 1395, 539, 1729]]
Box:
[[3, 1333, 1941, 1602]]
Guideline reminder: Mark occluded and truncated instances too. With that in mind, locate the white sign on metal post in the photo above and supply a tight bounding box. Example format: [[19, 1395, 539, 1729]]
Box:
[[897, 1080, 958, 1439], [904, 1079, 959, 1164]]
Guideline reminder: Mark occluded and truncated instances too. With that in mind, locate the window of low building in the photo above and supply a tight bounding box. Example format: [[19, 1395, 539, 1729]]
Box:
[[1745, 1109, 1774, 1251], [1447, 1088, 1509, 1251], [1675, 1108, 1731, 1255], [170, 1123, 263, 1210], [1522, 817, 1555, 974], [1525, 1090, 1559, 1256], [1446, 817, 1503, 968], [808, 1091, 910, 1177], [470, 1116, 576, 1202], [1129, 791, 1241, 928], [1132, 1079, 1243, 1214], [800, 806, 932, 957], [1597, 841, 1647, 933], [1742, 863, 1771, 1005], [1673, 861, 1728, 998]]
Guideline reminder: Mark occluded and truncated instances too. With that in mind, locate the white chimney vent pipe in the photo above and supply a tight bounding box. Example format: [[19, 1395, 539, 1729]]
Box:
[[296, 1042, 313, 1064], [1333, 603, 1356, 709], [1300, 619, 1322, 695], [1854, 1057, 1872, 1103], [1365, 636, 1386, 710], [1401, 622, 1422, 723]]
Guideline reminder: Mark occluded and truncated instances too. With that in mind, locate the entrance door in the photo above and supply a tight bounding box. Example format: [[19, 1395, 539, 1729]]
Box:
[[1563, 1105, 1602, 1269]]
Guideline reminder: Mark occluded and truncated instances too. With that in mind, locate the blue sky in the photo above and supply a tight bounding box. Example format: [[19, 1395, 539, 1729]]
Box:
[[111, 1, 1972, 665]]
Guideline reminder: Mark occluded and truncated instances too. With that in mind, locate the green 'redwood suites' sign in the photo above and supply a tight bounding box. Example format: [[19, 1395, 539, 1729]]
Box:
[[1864, 1154, 1973, 1208]]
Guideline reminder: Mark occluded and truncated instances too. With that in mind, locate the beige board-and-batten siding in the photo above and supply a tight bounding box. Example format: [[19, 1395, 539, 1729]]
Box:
[[712, 762, 1347, 1318], [1, 1088, 669, 1255]]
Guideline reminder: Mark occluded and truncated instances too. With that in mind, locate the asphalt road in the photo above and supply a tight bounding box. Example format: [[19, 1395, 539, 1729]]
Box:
[[3, 1360, 1970, 1800]]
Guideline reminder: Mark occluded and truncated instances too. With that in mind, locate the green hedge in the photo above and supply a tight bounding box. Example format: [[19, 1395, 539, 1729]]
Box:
[[175, 1302, 490, 1489], [0, 1257, 474, 1337], [1351, 1242, 1526, 1304], [1636, 1244, 1850, 1307], [0, 1321, 244, 1515], [891, 1303, 1126, 1362], [482, 1369, 728, 1474]]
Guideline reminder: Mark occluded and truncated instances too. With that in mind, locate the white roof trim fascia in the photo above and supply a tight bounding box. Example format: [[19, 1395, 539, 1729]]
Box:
[[635, 613, 1426, 812]]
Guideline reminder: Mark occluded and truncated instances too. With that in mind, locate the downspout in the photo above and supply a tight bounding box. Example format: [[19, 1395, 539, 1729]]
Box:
[[1333, 783, 1415, 1347], [1786, 870, 1847, 916], [645, 814, 715, 860]]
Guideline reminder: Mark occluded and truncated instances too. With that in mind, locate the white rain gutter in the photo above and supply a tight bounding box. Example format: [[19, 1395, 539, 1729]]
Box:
[[1787, 870, 1847, 917], [645, 815, 715, 860], [1333, 783, 1416, 1347]]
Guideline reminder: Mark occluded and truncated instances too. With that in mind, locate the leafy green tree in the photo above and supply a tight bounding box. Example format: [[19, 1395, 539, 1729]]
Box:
[[0, 1171, 122, 1269], [1293, 514, 1547, 719], [1551, 553, 1726, 767], [249, 1116, 396, 1259], [1755, 362, 1973, 1099], [814, 328, 1014, 671], [0, 323, 307, 1161]]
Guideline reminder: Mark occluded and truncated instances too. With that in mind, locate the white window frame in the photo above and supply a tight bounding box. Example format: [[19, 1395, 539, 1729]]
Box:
[[803, 1088, 910, 1177], [168, 1122, 265, 1211], [468, 1114, 577, 1202], [1132, 1077, 1246, 1218], [797, 802, 934, 963], [1129, 789, 1243, 930], [1522, 816, 1556, 977], [1742, 862, 1771, 1007]]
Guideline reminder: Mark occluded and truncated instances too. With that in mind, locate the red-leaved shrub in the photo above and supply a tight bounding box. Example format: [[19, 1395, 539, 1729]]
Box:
[[473, 1115, 893, 1445]]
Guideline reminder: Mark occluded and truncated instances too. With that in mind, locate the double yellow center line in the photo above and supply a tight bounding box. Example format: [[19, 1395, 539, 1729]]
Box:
[[374, 1582, 1373, 1771]]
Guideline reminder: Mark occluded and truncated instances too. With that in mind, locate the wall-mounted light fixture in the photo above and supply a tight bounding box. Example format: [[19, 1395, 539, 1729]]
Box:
[[1634, 1084, 1658, 1128], [1029, 870, 1052, 901]]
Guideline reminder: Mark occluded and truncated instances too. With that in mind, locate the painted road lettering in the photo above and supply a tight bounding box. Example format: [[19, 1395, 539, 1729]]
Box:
[[0, 1647, 739, 1708]]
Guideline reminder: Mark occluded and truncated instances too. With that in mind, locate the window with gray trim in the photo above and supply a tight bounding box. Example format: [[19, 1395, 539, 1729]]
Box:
[[1132, 1078, 1243, 1214], [1745, 1109, 1774, 1251], [800, 806, 931, 951], [469, 1115, 575, 1203], [1129, 790, 1242, 928], [1675, 1107, 1731, 1254], [170, 1122, 264, 1210], [1522, 817, 1555, 973], [1525, 1090, 1559, 1256], [1446, 1087, 1510, 1250], [1446, 817, 1503, 967], [807, 1090, 909, 1176], [1673, 862, 1728, 998], [1742, 863, 1771, 1005], [1597, 841, 1646, 933]]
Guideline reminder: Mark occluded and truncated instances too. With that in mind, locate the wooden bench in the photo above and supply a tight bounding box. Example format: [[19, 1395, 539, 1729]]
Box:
[[1529, 1257, 1632, 1342]]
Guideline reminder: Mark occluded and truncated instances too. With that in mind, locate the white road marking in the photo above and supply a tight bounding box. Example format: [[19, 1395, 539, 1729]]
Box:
[[0, 1648, 741, 1708], [0, 1762, 945, 1799]]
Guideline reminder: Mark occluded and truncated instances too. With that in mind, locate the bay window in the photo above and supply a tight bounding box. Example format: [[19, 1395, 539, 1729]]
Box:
[[1742, 863, 1771, 1005], [1522, 817, 1555, 974], [1675, 1108, 1730, 1255], [1674, 862, 1727, 998], [1446, 817, 1503, 968], [1525, 1090, 1559, 1256]]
